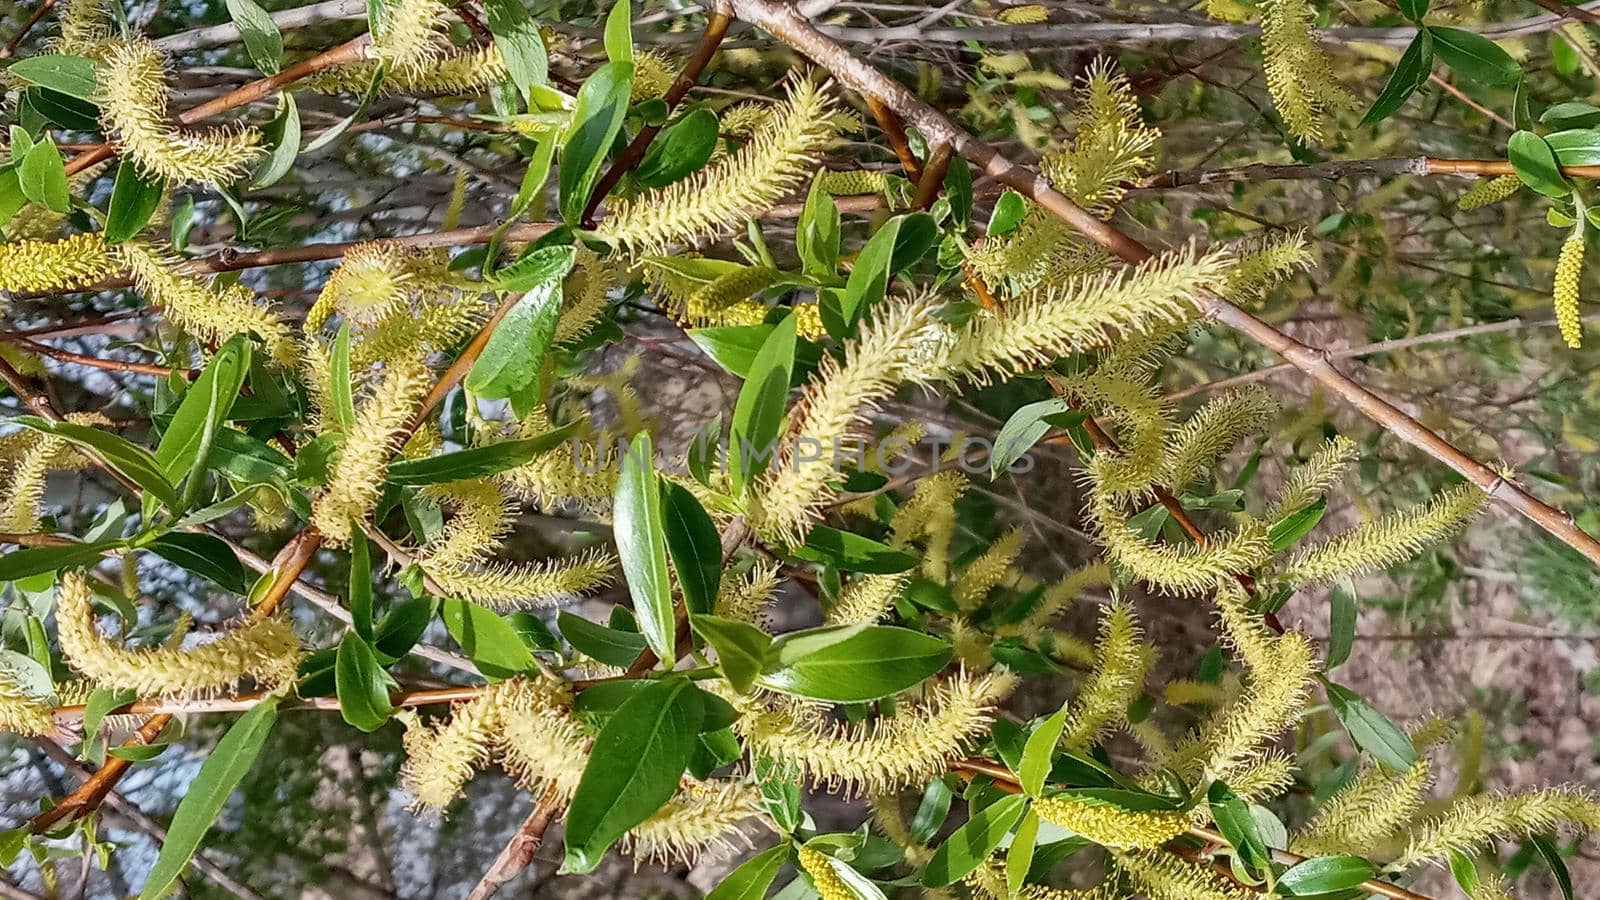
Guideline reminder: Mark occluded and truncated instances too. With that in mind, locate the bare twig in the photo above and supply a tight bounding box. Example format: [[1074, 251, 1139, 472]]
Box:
[[1, 0, 57, 58], [465, 788, 563, 900]]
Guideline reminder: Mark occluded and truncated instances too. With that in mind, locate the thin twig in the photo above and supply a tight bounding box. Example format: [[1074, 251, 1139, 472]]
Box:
[[465, 787, 563, 900], [1, 0, 58, 58]]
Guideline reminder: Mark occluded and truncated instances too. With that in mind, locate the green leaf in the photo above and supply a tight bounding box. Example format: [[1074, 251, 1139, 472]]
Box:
[[689, 323, 823, 379], [1361, 30, 1433, 126], [705, 844, 788, 900], [6, 55, 98, 100], [0, 541, 119, 583], [1269, 497, 1326, 550], [690, 614, 771, 692], [991, 399, 1071, 479], [335, 633, 395, 732], [328, 323, 355, 429], [841, 215, 926, 327], [1396, 0, 1427, 21], [1448, 850, 1480, 895], [792, 526, 918, 573], [1531, 834, 1574, 900], [1276, 855, 1377, 895], [558, 60, 632, 224], [602, 0, 633, 64], [136, 697, 279, 900], [1020, 706, 1069, 796], [1326, 578, 1356, 671], [757, 624, 952, 702], [1007, 809, 1039, 896], [1208, 781, 1270, 874], [465, 246, 576, 400], [225, 0, 283, 73], [1323, 680, 1418, 771], [387, 422, 580, 485], [252, 92, 301, 189], [563, 678, 705, 872], [635, 108, 719, 188], [1545, 128, 1600, 166], [147, 533, 249, 594], [558, 610, 649, 666], [911, 778, 954, 843], [1542, 101, 1600, 131], [104, 159, 165, 244], [0, 166, 25, 227], [15, 416, 181, 512], [921, 792, 1028, 886], [614, 433, 676, 664], [662, 481, 721, 616], [349, 534, 374, 640], [1430, 26, 1522, 86], [442, 598, 537, 680], [729, 313, 796, 493], [987, 190, 1027, 236], [155, 335, 251, 485], [798, 174, 842, 276], [484, 0, 548, 101], [1508, 130, 1572, 199], [20, 139, 69, 213]]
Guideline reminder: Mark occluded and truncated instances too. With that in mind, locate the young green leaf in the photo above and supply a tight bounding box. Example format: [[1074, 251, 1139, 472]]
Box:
[[921, 792, 1028, 886], [705, 844, 789, 900], [137, 697, 279, 900], [225, 0, 284, 73], [558, 611, 650, 667], [335, 633, 395, 732], [1019, 706, 1069, 796], [991, 399, 1072, 479], [1531, 833, 1574, 900], [105, 159, 165, 244], [614, 433, 676, 664], [1208, 781, 1271, 874], [602, 0, 633, 64], [661, 481, 721, 616], [791, 526, 918, 574], [465, 246, 576, 401], [349, 534, 374, 640], [559, 60, 632, 223], [15, 416, 181, 511], [690, 614, 771, 692], [1508, 130, 1573, 199], [1269, 497, 1326, 550], [20, 139, 69, 213], [1276, 855, 1377, 895], [155, 334, 251, 485], [1326, 578, 1356, 670], [386, 422, 580, 485], [442, 598, 537, 680], [1006, 809, 1040, 896], [252, 92, 301, 189], [757, 625, 952, 702], [484, 0, 547, 101], [1323, 679, 1418, 771], [6, 55, 98, 100], [729, 313, 796, 493], [147, 533, 249, 594], [1361, 30, 1433, 126], [1430, 27, 1521, 86], [563, 678, 705, 873], [635, 108, 719, 188]]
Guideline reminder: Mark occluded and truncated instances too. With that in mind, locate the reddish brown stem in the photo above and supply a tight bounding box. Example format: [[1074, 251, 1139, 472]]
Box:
[[1, 0, 57, 58]]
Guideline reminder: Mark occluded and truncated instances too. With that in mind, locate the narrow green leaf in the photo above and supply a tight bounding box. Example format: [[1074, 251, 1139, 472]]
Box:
[[1276, 855, 1377, 894], [757, 624, 952, 702], [614, 433, 676, 664], [252, 92, 301, 188], [841, 217, 901, 326], [1324, 680, 1418, 771], [1396, 0, 1427, 21], [1269, 497, 1326, 550], [1208, 781, 1270, 874], [387, 422, 580, 485], [705, 844, 788, 900], [602, 0, 633, 64], [987, 191, 1026, 236], [991, 399, 1071, 479], [137, 697, 279, 899], [350, 534, 374, 640], [1531, 834, 1574, 900], [1361, 30, 1433, 126], [0, 541, 119, 583], [20, 139, 69, 213], [147, 533, 249, 594], [484, 0, 547, 100], [155, 335, 251, 484], [558, 611, 649, 667], [662, 481, 721, 616], [1006, 809, 1039, 896], [1431, 26, 1522, 86], [442, 598, 537, 680], [1326, 578, 1356, 670], [1020, 706, 1069, 796], [690, 614, 770, 692], [1448, 850, 1480, 894], [225, 0, 284, 73], [563, 678, 705, 872], [921, 793, 1028, 886], [104, 159, 165, 244], [791, 526, 918, 574], [635, 108, 719, 188], [558, 60, 632, 223], [465, 246, 576, 400], [729, 314, 796, 493], [7, 55, 98, 100], [335, 633, 395, 732]]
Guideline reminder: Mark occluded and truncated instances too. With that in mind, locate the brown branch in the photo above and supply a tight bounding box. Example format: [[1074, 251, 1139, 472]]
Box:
[[580, 3, 735, 226], [464, 787, 562, 900], [865, 97, 923, 182], [0, 532, 78, 548], [726, 0, 1600, 569], [1, 0, 57, 58], [64, 36, 372, 177], [2, 336, 194, 378]]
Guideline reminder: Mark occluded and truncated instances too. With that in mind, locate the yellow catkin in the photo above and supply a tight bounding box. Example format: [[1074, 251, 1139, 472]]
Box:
[[980, 52, 1032, 75], [494, 413, 617, 507], [1227, 751, 1296, 803], [599, 78, 840, 254], [307, 241, 418, 332], [1259, 0, 1354, 142], [371, 0, 451, 79], [53, 0, 108, 54], [1033, 795, 1189, 849], [889, 471, 968, 548], [752, 297, 942, 544], [0, 666, 54, 736], [997, 4, 1050, 24], [0, 233, 119, 293], [1222, 229, 1313, 303], [631, 49, 677, 103], [1395, 788, 1600, 868], [1293, 755, 1431, 856], [1164, 679, 1226, 706], [1160, 386, 1276, 490], [1012, 563, 1109, 634], [953, 527, 1024, 612], [715, 561, 781, 624], [423, 549, 615, 611], [685, 266, 779, 322], [400, 690, 503, 812], [1458, 174, 1522, 211], [118, 241, 295, 364], [1061, 604, 1148, 751], [816, 169, 890, 196], [798, 846, 854, 900], [304, 44, 508, 96], [554, 252, 624, 345], [623, 779, 768, 864], [96, 40, 263, 186], [732, 671, 1017, 795], [968, 860, 1119, 899], [1279, 483, 1487, 584], [310, 357, 432, 544], [1554, 233, 1585, 349], [0, 416, 101, 532], [55, 573, 300, 697], [494, 677, 591, 800], [1182, 631, 1315, 782], [791, 302, 826, 340], [1267, 435, 1357, 521], [1089, 489, 1274, 596], [1065, 373, 1170, 496], [1114, 850, 1257, 899], [826, 573, 907, 625]]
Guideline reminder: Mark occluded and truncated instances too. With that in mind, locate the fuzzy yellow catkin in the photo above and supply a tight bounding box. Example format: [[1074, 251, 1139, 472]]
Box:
[[1227, 751, 1296, 803], [554, 252, 624, 345], [1065, 373, 1171, 496], [980, 52, 1032, 75], [685, 266, 778, 321], [55, 573, 300, 697], [953, 527, 1024, 612], [1188, 630, 1316, 782], [53, 0, 108, 54], [303, 45, 509, 96], [947, 248, 1230, 383], [493, 677, 591, 800], [600, 78, 840, 254], [826, 573, 907, 625], [889, 471, 967, 548], [423, 548, 616, 611], [1267, 435, 1357, 521], [0, 415, 101, 532], [797, 846, 854, 900], [1060, 604, 1148, 751], [731, 671, 1017, 795], [494, 411, 617, 506], [631, 50, 677, 103], [1259, 0, 1354, 142], [371, 0, 451, 79], [307, 242, 418, 332], [1033, 796, 1189, 849], [1458, 174, 1522, 211], [96, 40, 263, 186], [623, 779, 768, 864], [118, 241, 296, 364], [1088, 488, 1274, 596], [1164, 679, 1226, 706], [0, 233, 120, 293], [1292, 754, 1431, 856], [715, 560, 781, 624], [1394, 787, 1600, 868], [310, 357, 432, 544], [997, 4, 1050, 23], [752, 297, 943, 545], [1554, 233, 1585, 349], [1278, 482, 1487, 584], [1014, 562, 1109, 633], [816, 169, 890, 196], [1223, 229, 1313, 303], [791, 302, 826, 340], [400, 689, 504, 812], [967, 860, 1119, 899], [1160, 386, 1276, 490], [0, 666, 54, 736], [1114, 850, 1257, 900]]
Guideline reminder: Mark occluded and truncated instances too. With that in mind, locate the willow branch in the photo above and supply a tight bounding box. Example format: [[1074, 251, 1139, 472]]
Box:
[[1, 0, 57, 58], [464, 787, 562, 900], [727, 0, 1600, 569]]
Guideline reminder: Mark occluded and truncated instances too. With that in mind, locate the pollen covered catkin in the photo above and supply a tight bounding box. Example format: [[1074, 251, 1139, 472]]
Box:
[[310, 357, 432, 544], [0, 233, 119, 293], [797, 846, 854, 900], [96, 39, 263, 186], [1555, 233, 1585, 349], [118, 241, 296, 364], [1033, 796, 1189, 849], [0, 666, 53, 736], [54, 573, 300, 697]]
